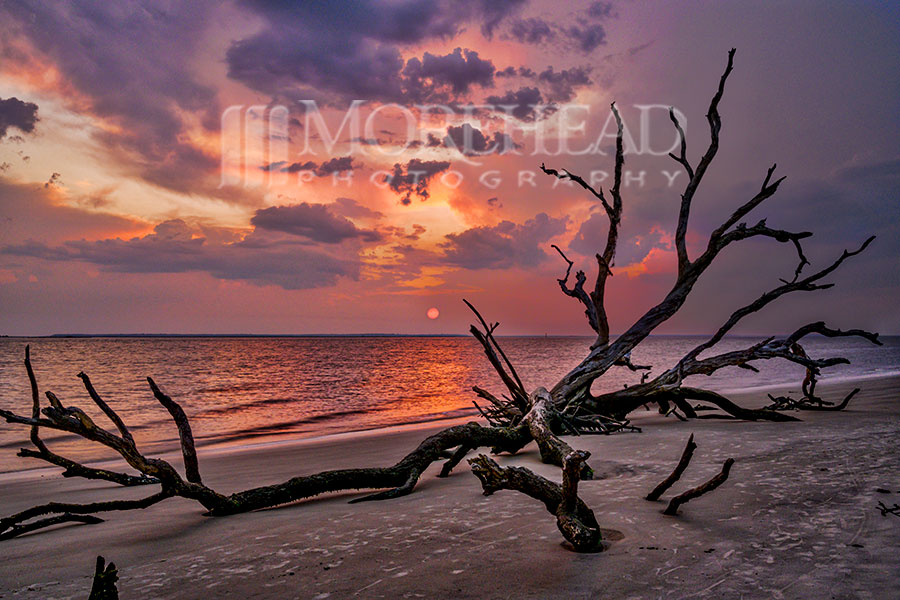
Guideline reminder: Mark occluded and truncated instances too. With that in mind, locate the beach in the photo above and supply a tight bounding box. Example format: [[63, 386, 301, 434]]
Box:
[[1, 374, 898, 599]]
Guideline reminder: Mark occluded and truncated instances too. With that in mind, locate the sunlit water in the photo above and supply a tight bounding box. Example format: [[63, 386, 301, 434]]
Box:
[[0, 335, 898, 473]]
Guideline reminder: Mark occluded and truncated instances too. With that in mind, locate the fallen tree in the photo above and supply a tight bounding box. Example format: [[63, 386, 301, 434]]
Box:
[[0, 49, 881, 551]]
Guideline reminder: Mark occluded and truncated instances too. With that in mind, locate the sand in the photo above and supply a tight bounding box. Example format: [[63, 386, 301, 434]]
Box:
[[1, 375, 898, 599]]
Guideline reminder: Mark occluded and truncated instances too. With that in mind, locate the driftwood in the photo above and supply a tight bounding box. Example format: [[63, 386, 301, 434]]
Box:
[[469, 450, 602, 552], [0, 343, 571, 537], [646, 434, 697, 501], [88, 556, 119, 600], [664, 459, 735, 516], [876, 501, 900, 518], [0, 49, 882, 553]]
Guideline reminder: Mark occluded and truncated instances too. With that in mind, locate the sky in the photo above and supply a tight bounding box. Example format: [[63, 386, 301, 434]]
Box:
[[0, 0, 898, 336]]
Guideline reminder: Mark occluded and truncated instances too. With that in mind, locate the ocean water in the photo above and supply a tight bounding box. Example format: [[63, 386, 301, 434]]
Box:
[[0, 335, 898, 473]]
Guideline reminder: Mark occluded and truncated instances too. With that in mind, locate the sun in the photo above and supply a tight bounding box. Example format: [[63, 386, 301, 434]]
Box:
[[426, 307, 440, 320]]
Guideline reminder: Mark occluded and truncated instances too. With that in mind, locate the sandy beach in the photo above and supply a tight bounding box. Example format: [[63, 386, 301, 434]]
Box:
[[1, 375, 898, 599]]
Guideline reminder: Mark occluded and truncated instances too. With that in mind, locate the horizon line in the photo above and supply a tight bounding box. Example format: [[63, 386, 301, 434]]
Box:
[[3, 333, 895, 339]]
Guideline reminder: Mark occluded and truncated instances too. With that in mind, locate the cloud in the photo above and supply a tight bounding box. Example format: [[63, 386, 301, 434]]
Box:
[[586, 2, 616, 20], [538, 66, 593, 102], [0, 96, 38, 139], [441, 212, 567, 269], [43, 172, 61, 189], [485, 68, 590, 119], [4, 219, 360, 290], [443, 123, 516, 156], [508, 18, 555, 45], [226, 2, 518, 104], [835, 157, 900, 184], [250, 203, 381, 243], [478, 0, 528, 38], [387, 159, 451, 205], [566, 23, 607, 53], [330, 197, 385, 220], [1, 3, 221, 195], [315, 156, 356, 175], [568, 210, 610, 257], [262, 156, 356, 176], [284, 161, 318, 173], [486, 86, 545, 120], [401, 48, 495, 100], [0, 176, 146, 245]]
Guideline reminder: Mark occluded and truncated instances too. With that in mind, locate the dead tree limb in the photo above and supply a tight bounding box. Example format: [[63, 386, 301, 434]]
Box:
[[15, 346, 157, 486], [664, 458, 735, 516], [0, 513, 104, 542], [147, 377, 202, 485], [524, 388, 593, 479], [876, 501, 900, 517], [469, 451, 602, 552], [88, 556, 119, 600], [463, 299, 528, 412], [542, 103, 623, 350], [646, 434, 697, 501]]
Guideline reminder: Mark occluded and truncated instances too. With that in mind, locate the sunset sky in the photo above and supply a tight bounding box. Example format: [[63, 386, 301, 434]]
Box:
[[0, 1, 897, 336]]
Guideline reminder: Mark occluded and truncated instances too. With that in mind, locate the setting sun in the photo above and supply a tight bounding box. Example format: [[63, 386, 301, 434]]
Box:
[[426, 307, 440, 319]]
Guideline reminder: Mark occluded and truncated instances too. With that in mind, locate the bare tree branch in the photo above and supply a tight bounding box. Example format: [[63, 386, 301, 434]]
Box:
[[646, 434, 696, 501], [147, 377, 203, 485], [463, 299, 528, 410], [664, 458, 735, 516], [542, 103, 625, 349], [673, 48, 736, 276], [666, 107, 694, 180]]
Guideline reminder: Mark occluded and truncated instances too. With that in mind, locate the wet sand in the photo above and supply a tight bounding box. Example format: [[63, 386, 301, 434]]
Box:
[[0, 375, 898, 599]]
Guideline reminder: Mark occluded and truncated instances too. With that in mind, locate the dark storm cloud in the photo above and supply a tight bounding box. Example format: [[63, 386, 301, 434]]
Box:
[[484, 67, 591, 119], [0, 97, 38, 139], [4, 219, 361, 291], [226, 1, 523, 104], [251, 203, 381, 243], [401, 48, 495, 99], [478, 0, 528, 38], [440, 213, 568, 269], [387, 159, 451, 205], [1, 2, 221, 195], [443, 124, 516, 156], [508, 18, 555, 45], [566, 23, 607, 53], [586, 2, 616, 20], [485, 87, 545, 120], [538, 66, 593, 102]]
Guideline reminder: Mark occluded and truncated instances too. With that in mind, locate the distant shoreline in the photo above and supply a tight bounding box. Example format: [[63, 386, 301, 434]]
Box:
[[5, 333, 896, 339]]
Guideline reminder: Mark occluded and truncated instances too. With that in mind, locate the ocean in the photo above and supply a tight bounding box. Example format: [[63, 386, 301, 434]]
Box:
[[1, 335, 898, 473]]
